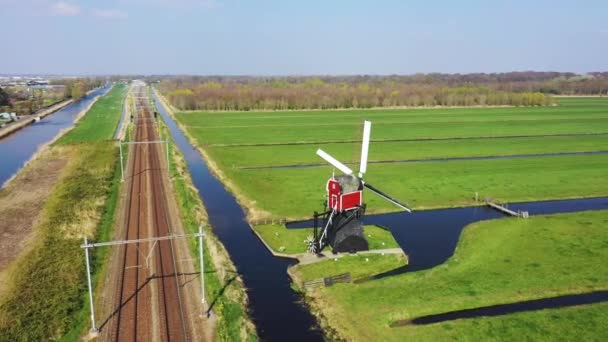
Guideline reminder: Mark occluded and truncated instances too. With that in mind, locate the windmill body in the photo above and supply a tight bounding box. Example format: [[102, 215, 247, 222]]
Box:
[[311, 121, 411, 254]]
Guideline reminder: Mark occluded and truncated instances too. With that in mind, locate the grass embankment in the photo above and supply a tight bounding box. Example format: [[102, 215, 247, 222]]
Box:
[[0, 84, 125, 340], [159, 120, 257, 341], [0, 144, 118, 340], [254, 224, 400, 255], [57, 84, 127, 144], [290, 210, 608, 341], [290, 253, 407, 285], [168, 97, 608, 219]]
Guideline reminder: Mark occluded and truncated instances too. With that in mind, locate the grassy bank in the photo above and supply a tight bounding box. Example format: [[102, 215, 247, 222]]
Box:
[[159, 119, 257, 341], [0, 84, 126, 340], [57, 84, 127, 144], [290, 253, 407, 285], [290, 210, 608, 341], [0, 143, 118, 340], [254, 224, 400, 255]]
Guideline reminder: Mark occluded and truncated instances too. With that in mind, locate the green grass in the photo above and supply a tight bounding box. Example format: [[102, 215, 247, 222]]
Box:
[[291, 253, 407, 284], [210, 135, 608, 168], [386, 302, 608, 341], [57, 84, 126, 144], [254, 224, 400, 254], [214, 154, 608, 218], [290, 210, 608, 341], [176, 97, 608, 146], [0, 143, 118, 340], [159, 120, 257, 341]]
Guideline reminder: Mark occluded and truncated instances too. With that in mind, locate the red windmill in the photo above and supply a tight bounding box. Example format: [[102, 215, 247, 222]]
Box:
[[310, 121, 412, 254]]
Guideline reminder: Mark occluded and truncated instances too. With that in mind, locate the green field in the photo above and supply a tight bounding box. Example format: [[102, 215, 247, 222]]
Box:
[[290, 210, 608, 341], [172, 97, 608, 219], [163, 95, 608, 340], [57, 84, 127, 144]]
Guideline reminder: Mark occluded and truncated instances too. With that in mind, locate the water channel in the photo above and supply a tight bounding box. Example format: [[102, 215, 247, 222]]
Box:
[[0, 85, 112, 188]]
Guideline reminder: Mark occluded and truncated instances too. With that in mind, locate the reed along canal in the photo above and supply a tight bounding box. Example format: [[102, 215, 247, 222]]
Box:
[[153, 92, 324, 341], [0, 85, 111, 188]]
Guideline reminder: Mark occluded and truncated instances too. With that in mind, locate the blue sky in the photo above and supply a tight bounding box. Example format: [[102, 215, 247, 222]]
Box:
[[1, 0, 607, 75]]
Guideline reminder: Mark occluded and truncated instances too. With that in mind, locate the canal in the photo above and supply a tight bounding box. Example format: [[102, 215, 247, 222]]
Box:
[[0, 85, 112, 188]]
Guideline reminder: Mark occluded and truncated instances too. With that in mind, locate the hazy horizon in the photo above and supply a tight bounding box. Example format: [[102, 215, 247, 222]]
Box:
[[2, 0, 607, 75]]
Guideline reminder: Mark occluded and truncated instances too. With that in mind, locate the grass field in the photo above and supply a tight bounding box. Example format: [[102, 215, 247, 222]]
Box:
[[0, 85, 125, 340], [290, 210, 608, 341], [163, 94, 608, 340], [57, 84, 126, 144], [172, 97, 608, 219]]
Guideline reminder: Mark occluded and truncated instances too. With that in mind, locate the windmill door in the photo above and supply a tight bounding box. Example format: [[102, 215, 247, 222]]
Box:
[[327, 179, 341, 210]]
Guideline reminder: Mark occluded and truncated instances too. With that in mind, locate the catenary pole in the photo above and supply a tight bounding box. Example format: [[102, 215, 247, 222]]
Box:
[[199, 225, 206, 309], [83, 237, 98, 335]]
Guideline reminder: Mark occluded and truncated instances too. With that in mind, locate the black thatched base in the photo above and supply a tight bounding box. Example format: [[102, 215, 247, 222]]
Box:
[[329, 213, 369, 253]]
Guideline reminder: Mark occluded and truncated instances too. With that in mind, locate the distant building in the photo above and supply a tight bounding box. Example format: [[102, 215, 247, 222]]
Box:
[[0, 112, 17, 120]]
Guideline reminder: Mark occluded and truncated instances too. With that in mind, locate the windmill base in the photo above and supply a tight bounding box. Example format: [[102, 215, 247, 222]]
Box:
[[329, 215, 368, 253], [313, 207, 369, 254]]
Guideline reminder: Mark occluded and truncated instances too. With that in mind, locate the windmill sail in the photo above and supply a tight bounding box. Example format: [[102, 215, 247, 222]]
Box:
[[359, 120, 371, 177], [316, 149, 353, 175], [363, 182, 412, 212]]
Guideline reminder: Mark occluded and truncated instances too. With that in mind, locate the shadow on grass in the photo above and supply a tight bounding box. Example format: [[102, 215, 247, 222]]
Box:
[[390, 290, 608, 327]]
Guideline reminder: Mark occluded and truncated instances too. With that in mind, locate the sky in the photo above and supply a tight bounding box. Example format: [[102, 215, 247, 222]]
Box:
[[1, 0, 607, 75]]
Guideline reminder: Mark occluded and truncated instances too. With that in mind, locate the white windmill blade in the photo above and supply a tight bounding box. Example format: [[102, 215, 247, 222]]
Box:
[[316, 149, 353, 175], [363, 182, 412, 213], [359, 120, 372, 177]]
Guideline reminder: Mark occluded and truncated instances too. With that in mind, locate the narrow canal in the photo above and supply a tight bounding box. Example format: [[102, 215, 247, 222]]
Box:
[[0, 85, 112, 187], [153, 92, 324, 341], [289, 196, 608, 272]]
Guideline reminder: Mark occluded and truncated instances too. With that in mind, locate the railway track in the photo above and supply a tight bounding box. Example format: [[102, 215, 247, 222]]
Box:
[[105, 87, 189, 341]]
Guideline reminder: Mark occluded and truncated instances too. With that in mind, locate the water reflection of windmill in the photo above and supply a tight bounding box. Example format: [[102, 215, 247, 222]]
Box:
[[310, 121, 412, 254]]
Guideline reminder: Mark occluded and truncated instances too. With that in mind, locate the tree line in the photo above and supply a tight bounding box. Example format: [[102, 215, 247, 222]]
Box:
[[0, 78, 105, 115], [155, 72, 608, 111]]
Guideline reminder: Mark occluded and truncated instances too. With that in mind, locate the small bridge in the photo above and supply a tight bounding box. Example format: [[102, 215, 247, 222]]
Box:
[[486, 199, 529, 218]]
